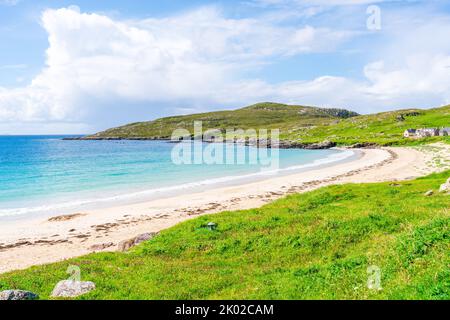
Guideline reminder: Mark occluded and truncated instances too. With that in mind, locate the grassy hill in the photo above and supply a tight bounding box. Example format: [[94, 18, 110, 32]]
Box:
[[82, 102, 450, 146], [286, 105, 450, 146], [1, 171, 448, 299], [84, 102, 358, 140]]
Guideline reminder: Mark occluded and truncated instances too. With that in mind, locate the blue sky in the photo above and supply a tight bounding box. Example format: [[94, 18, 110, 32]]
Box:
[[1, 0, 450, 134]]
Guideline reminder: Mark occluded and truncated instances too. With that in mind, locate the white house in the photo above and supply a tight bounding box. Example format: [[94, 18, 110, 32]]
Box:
[[416, 128, 439, 138], [403, 127, 447, 138], [403, 129, 417, 138]]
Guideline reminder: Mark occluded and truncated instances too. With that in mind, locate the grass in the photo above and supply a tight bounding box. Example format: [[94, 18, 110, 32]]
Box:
[[0, 171, 449, 300], [88, 102, 355, 140], [85, 102, 450, 146], [287, 105, 450, 146]]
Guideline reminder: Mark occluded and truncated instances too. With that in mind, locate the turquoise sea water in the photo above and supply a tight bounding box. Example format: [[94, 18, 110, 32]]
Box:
[[0, 136, 355, 218]]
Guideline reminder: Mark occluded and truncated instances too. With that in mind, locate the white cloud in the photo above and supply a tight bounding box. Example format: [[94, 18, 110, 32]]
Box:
[[0, 3, 449, 134], [0, 6, 351, 132], [225, 53, 450, 114]]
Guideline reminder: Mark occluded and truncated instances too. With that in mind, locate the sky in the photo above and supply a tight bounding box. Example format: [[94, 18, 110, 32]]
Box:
[[0, 0, 450, 134]]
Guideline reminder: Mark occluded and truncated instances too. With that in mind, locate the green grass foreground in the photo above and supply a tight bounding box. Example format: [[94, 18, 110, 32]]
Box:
[[0, 171, 449, 300]]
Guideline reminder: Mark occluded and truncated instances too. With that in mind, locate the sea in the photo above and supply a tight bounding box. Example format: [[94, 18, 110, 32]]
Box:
[[0, 136, 356, 219]]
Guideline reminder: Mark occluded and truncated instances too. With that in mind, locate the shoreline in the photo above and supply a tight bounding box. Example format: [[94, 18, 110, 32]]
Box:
[[63, 136, 344, 150], [0, 147, 356, 220], [0, 143, 448, 274]]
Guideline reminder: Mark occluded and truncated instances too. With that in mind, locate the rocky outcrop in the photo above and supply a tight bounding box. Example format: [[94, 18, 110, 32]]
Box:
[[349, 142, 380, 149], [304, 140, 337, 149], [275, 140, 305, 149], [117, 232, 158, 252], [63, 136, 340, 150], [63, 136, 169, 141], [51, 280, 95, 298], [439, 178, 450, 193], [252, 139, 336, 149], [0, 290, 39, 300]]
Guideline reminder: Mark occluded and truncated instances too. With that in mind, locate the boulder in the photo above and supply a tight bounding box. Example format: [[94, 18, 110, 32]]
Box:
[[134, 232, 156, 245], [89, 242, 114, 251], [0, 290, 38, 300], [118, 232, 158, 252], [117, 238, 135, 252], [439, 178, 450, 193], [424, 190, 434, 196], [51, 280, 95, 298]]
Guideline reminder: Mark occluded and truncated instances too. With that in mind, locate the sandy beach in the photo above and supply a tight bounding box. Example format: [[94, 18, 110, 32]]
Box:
[[0, 143, 449, 274]]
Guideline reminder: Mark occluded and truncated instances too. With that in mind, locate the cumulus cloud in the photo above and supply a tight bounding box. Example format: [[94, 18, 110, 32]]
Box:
[[0, 6, 351, 131], [0, 3, 449, 133]]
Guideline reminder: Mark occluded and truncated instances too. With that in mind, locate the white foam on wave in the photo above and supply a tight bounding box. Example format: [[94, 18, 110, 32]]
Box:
[[0, 149, 355, 218]]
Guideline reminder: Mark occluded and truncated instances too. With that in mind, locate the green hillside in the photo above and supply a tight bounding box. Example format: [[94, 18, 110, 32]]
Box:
[[1, 171, 449, 299], [81, 103, 449, 146], [286, 105, 450, 146], [83, 102, 358, 140]]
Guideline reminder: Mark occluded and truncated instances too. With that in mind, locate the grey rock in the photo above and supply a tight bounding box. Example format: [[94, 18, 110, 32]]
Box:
[[89, 242, 114, 251], [134, 232, 156, 245], [305, 140, 337, 149], [275, 140, 337, 149], [439, 178, 450, 193], [117, 238, 135, 252], [51, 280, 95, 298], [118, 232, 158, 252], [424, 190, 434, 196], [0, 290, 38, 300]]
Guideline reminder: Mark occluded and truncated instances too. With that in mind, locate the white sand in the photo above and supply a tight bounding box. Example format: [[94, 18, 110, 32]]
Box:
[[0, 143, 448, 274]]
